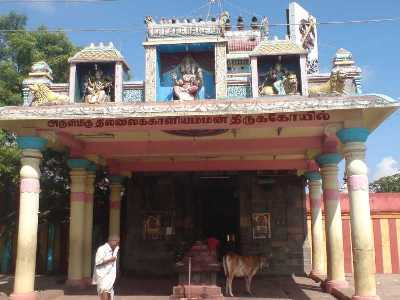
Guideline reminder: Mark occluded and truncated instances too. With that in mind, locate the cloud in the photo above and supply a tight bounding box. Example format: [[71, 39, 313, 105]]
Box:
[[372, 156, 399, 181]]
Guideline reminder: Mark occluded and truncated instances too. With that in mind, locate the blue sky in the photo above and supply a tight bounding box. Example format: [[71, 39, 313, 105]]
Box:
[[1, 0, 399, 181]]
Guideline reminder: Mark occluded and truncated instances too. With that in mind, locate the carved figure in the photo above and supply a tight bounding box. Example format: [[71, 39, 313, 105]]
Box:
[[259, 60, 298, 96], [172, 55, 203, 101], [309, 71, 346, 96], [29, 83, 69, 106], [144, 16, 154, 26], [219, 11, 230, 33], [83, 67, 112, 104], [283, 73, 299, 95], [299, 16, 316, 51]]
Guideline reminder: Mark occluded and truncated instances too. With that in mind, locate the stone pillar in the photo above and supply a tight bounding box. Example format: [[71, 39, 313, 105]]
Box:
[[305, 171, 326, 277], [82, 163, 96, 284], [67, 159, 90, 287], [316, 153, 348, 292], [338, 128, 379, 300], [109, 176, 124, 237], [114, 62, 123, 102], [215, 42, 227, 99], [69, 63, 77, 103], [11, 137, 47, 300], [250, 56, 259, 98], [144, 45, 157, 102]]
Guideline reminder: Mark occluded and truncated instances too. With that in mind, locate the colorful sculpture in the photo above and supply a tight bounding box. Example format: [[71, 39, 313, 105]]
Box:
[[29, 83, 69, 106], [259, 61, 298, 96], [172, 55, 203, 101], [309, 71, 346, 96], [83, 66, 112, 104]]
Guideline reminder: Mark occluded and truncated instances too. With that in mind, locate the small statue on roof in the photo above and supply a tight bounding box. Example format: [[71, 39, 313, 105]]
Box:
[[83, 64, 113, 104], [172, 55, 203, 101], [259, 57, 299, 96]]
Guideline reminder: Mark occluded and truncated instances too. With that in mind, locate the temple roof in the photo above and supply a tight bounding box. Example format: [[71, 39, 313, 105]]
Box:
[[68, 42, 129, 69], [0, 95, 397, 120], [250, 40, 307, 57]]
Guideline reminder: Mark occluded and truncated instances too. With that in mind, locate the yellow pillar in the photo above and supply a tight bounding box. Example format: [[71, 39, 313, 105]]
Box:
[[82, 164, 96, 284], [109, 176, 124, 237], [67, 159, 90, 287], [338, 128, 379, 300], [11, 137, 47, 300], [305, 171, 326, 277], [317, 153, 348, 292]]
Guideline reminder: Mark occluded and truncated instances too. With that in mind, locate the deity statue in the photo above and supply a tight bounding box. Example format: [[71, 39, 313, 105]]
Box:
[[83, 65, 112, 104], [172, 55, 203, 101], [259, 58, 299, 96]]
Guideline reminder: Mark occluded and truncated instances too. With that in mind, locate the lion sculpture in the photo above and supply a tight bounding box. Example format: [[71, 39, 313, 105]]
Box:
[[259, 73, 299, 96], [29, 83, 69, 106], [309, 71, 346, 96]]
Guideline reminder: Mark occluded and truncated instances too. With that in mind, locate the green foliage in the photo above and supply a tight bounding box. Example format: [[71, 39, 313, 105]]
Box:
[[0, 12, 78, 106], [369, 173, 400, 193], [0, 12, 79, 245]]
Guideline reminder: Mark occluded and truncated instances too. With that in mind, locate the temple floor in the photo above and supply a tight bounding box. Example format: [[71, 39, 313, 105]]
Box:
[[0, 274, 337, 300]]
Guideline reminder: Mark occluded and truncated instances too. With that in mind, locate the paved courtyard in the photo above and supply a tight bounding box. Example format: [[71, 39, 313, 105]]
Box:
[[2, 274, 400, 300], [1, 274, 335, 300]]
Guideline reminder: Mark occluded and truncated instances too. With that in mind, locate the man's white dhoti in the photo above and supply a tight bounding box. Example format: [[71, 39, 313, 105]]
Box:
[[92, 243, 119, 299]]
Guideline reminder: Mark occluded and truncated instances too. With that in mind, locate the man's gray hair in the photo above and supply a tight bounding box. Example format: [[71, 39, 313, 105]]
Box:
[[108, 235, 120, 242]]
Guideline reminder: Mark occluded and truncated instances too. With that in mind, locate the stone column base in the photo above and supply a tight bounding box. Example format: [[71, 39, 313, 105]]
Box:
[[324, 279, 348, 293], [352, 296, 381, 300], [170, 285, 223, 300], [9, 292, 37, 300]]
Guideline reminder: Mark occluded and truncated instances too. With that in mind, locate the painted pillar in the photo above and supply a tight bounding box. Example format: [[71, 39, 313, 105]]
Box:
[[68, 63, 77, 103], [316, 153, 348, 292], [338, 128, 379, 300], [144, 45, 157, 102], [109, 176, 124, 237], [82, 163, 96, 284], [215, 42, 227, 99], [250, 56, 259, 98], [11, 137, 47, 300], [114, 62, 123, 102], [305, 171, 326, 277], [67, 158, 90, 286], [299, 55, 309, 96]]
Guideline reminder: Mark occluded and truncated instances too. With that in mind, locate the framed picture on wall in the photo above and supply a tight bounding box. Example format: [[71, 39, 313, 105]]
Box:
[[252, 212, 271, 239], [143, 214, 162, 240]]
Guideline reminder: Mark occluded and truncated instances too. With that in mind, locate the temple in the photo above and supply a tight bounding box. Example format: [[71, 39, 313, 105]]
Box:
[[0, 2, 399, 300]]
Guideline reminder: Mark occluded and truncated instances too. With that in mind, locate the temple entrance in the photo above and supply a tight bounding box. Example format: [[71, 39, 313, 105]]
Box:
[[197, 175, 240, 257], [122, 171, 306, 277]]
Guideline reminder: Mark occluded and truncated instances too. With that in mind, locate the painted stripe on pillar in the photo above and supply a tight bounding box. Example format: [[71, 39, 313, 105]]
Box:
[[20, 178, 40, 193], [323, 189, 339, 201], [85, 194, 93, 203], [397, 219, 400, 273], [110, 202, 120, 209], [389, 219, 399, 273], [373, 219, 383, 273], [71, 192, 86, 202], [342, 219, 353, 273], [381, 219, 392, 273], [307, 219, 312, 248]]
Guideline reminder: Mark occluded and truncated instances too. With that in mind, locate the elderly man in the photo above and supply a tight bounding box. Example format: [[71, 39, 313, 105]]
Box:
[[93, 236, 120, 300]]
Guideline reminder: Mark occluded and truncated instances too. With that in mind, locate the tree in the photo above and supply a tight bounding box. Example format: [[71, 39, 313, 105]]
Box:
[[0, 13, 79, 269], [369, 173, 400, 193]]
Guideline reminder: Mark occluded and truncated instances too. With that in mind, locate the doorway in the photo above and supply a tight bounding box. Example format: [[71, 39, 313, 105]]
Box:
[[197, 174, 240, 256]]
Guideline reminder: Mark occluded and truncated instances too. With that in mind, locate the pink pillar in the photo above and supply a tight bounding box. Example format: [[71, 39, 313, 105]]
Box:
[[11, 137, 47, 300]]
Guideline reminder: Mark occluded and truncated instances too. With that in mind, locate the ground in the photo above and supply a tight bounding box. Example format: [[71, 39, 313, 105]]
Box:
[[1, 274, 399, 300]]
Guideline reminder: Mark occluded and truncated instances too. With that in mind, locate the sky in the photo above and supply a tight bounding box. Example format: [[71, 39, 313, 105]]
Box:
[[1, 0, 399, 182]]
